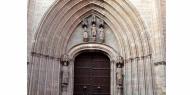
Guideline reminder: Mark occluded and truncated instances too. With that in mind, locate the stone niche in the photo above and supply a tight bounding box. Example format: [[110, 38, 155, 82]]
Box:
[[66, 15, 119, 53]]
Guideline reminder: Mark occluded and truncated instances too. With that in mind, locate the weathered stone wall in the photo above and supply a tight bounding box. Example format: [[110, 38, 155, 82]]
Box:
[[27, 0, 56, 60], [28, 0, 166, 63], [27, 0, 166, 95]]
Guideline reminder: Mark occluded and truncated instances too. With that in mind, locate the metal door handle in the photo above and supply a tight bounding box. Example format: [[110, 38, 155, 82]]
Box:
[[97, 86, 101, 89], [83, 86, 87, 90]]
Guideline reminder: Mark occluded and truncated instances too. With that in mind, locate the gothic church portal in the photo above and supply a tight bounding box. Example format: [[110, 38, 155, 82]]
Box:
[[27, 0, 166, 95]]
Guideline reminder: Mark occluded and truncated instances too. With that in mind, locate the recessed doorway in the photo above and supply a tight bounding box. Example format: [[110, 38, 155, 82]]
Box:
[[74, 52, 110, 95]]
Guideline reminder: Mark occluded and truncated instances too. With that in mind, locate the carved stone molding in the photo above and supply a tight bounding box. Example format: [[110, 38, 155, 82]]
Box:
[[30, 51, 60, 60], [125, 53, 152, 62], [154, 61, 166, 66], [67, 43, 119, 95], [67, 43, 119, 60]]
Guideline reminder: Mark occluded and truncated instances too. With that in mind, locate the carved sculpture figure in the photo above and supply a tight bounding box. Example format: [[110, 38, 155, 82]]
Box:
[[81, 15, 107, 43], [61, 55, 69, 86], [91, 23, 97, 41], [99, 26, 104, 43], [90, 15, 97, 42], [116, 64, 123, 86], [116, 56, 124, 95], [62, 62, 69, 85], [83, 26, 88, 42], [116, 64, 123, 95], [82, 19, 88, 42]]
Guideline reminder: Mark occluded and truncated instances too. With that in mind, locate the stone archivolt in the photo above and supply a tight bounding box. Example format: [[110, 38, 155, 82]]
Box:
[[32, 0, 151, 58], [27, 0, 164, 95]]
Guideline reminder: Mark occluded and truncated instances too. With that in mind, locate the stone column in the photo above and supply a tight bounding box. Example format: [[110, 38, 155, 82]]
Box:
[[154, 61, 166, 95], [138, 57, 146, 95], [131, 57, 139, 95], [126, 58, 132, 95], [28, 52, 61, 95], [145, 55, 154, 95]]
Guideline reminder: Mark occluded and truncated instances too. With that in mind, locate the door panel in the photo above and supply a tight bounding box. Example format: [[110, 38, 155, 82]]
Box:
[[74, 52, 110, 95]]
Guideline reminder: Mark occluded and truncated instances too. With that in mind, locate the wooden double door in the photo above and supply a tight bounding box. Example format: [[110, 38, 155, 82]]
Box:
[[74, 52, 110, 95]]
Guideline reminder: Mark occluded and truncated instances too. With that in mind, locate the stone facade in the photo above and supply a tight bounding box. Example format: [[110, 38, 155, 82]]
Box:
[[27, 0, 166, 95]]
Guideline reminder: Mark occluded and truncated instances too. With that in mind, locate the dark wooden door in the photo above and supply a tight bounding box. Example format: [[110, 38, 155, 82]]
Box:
[[74, 52, 110, 95]]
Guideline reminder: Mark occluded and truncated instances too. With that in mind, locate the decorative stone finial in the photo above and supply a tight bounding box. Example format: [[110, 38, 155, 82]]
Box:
[[82, 18, 88, 28], [92, 15, 96, 25], [99, 19, 104, 28]]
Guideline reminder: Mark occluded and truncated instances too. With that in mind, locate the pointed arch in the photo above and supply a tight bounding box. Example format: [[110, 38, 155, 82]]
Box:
[[32, 0, 151, 59], [29, 0, 155, 95]]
